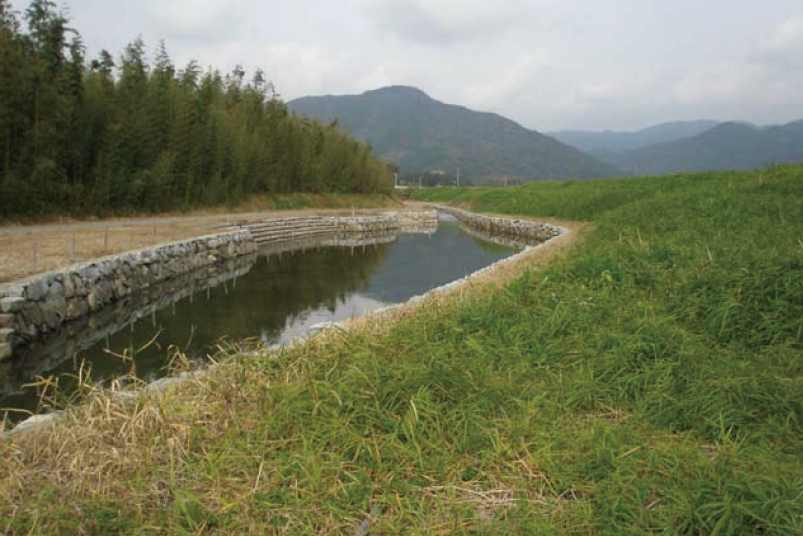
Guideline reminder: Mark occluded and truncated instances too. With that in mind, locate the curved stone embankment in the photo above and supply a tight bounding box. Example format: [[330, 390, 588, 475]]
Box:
[[229, 210, 438, 246], [0, 254, 256, 399], [3, 206, 560, 436], [0, 232, 257, 360], [425, 204, 562, 243], [0, 210, 439, 366]]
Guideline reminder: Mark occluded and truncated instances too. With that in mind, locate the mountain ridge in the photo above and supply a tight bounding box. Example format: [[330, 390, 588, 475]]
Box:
[[609, 120, 803, 175], [289, 86, 620, 181], [549, 120, 721, 157]]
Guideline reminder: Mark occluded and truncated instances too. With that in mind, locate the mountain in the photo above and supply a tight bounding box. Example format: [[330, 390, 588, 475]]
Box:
[[289, 86, 620, 181], [549, 120, 721, 158], [610, 120, 803, 175]]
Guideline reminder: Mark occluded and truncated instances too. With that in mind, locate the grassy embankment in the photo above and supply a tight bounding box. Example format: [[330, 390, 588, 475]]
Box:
[[2, 166, 802, 533]]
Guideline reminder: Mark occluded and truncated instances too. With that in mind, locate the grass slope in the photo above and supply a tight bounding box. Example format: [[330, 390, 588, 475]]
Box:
[[2, 166, 803, 534]]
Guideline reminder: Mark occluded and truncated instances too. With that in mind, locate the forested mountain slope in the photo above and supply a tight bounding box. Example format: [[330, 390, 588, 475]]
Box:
[[549, 120, 720, 158], [609, 120, 803, 175], [290, 86, 620, 182]]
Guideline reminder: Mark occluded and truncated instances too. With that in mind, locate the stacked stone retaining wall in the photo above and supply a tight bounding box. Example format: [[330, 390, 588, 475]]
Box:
[[429, 205, 562, 243], [232, 210, 438, 246], [0, 254, 256, 398], [0, 210, 439, 363], [0, 231, 257, 358]]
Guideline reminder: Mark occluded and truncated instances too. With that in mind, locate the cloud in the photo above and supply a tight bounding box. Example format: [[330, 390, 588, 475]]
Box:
[[146, 0, 243, 42], [460, 51, 550, 111], [765, 15, 803, 54], [368, 0, 525, 45], [258, 42, 346, 98], [759, 14, 803, 67]]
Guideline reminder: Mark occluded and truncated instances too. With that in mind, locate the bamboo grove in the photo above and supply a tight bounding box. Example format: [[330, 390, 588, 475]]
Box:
[[0, 0, 393, 218]]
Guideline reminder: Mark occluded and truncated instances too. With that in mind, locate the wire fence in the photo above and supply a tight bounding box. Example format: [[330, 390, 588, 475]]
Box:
[[0, 222, 215, 284]]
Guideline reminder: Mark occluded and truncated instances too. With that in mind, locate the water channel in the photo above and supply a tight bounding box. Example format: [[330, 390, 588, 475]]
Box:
[[1, 215, 524, 418]]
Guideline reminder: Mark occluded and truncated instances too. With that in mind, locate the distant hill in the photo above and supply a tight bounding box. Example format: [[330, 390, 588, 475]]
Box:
[[549, 120, 721, 158], [289, 86, 620, 181], [609, 120, 803, 175]]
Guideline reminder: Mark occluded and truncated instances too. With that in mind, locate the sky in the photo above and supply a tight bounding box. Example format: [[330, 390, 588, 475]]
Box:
[[8, 0, 803, 131]]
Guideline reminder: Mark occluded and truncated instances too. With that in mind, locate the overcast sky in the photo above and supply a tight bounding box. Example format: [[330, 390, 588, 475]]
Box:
[[9, 0, 803, 131]]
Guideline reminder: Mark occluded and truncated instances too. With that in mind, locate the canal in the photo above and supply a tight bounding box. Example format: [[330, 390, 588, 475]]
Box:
[[1, 215, 522, 417]]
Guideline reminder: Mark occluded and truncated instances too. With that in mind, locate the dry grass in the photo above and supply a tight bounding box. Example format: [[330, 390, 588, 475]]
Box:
[[0, 222, 210, 284], [0, 216, 586, 533]]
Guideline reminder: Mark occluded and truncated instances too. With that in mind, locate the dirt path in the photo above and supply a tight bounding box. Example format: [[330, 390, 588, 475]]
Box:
[[0, 205, 417, 285]]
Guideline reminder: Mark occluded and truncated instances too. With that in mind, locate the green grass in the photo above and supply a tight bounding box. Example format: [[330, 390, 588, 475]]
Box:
[[3, 166, 803, 534]]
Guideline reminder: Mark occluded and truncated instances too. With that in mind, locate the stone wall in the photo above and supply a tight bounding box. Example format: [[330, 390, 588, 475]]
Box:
[[0, 210, 439, 364], [0, 231, 257, 359], [0, 254, 256, 398], [427, 204, 562, 243], [232, 210, 438, 246]]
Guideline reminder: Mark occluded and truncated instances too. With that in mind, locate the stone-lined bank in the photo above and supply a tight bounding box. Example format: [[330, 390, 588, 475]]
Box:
[[426, 204, 562, 243], [0, 210, 439, 363], [229, 210, 438, 247], [0, 231, 257, 359]]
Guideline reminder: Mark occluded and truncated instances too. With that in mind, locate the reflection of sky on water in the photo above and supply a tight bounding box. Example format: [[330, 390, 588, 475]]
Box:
[[2, 219, 521, 415], [265, 293, 388, 348]]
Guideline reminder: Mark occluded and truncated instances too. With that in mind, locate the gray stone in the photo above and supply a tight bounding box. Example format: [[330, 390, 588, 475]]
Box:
[[18, 321, 38, 339], [0, 297, 24, 313], [134, 265, 150, 287], [47, 280, 66, 301], [61, 272, 76, 298], [65, 297, 89, 321], [87, 281, 113, 311], [0, 328, 13, 343], [40, 297, 67, 329], [2, 286, 25, 298], [25, 279, 48, 301], [7, 411, 62, 435], [98, 260, 115, 277], [0, 343, 11, 362], [78, 264, 101, 282], [0, 314, 13, 329]]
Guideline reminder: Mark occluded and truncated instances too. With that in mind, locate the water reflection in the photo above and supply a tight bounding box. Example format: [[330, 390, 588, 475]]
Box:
[[1, 218, 521, 415]]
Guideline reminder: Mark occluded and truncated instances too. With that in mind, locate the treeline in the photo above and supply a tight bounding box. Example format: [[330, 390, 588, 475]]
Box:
[[0, 0, 392, 218]]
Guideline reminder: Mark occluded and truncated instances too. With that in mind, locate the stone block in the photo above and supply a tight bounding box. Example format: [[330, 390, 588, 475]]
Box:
[[2, 286, 25, 298], [0, 343, 11, 361], [25, 279, 48, 301], [0, 297, 24, 313], [65, 298, 89, 321], [0, 328, 13, 343]]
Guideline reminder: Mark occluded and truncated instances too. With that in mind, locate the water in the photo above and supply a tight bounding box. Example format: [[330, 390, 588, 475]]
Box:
[[0, 217, 521, 416]]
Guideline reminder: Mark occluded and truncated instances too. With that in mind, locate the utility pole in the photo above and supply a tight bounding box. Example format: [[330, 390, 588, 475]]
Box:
[[456, 168, 460, 187]]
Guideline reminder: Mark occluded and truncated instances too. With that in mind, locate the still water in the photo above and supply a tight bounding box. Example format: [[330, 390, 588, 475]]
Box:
[[1, 217, 520, 416]]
